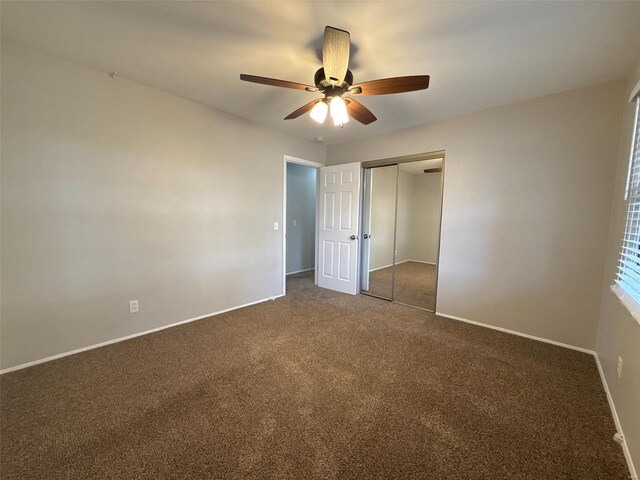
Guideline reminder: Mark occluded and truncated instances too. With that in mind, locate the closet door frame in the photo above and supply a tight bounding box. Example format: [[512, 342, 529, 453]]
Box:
[[359, 150, 446, 312], [360, 164, 399, 301]]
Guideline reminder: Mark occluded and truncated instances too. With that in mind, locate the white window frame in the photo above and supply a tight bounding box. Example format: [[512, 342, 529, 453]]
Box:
[[612, 83, 640, 324]]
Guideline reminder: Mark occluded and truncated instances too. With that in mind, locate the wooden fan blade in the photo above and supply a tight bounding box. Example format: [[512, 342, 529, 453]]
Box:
[[345, 98, 377, 125], [284, 99, 321, 120], [322, 27, 350, 86], [350, 75, 430, 95], [240, 74, 318, 91]]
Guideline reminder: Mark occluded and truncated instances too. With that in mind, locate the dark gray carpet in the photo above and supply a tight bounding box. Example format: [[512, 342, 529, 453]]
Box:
[[0, 271, 629, 479]]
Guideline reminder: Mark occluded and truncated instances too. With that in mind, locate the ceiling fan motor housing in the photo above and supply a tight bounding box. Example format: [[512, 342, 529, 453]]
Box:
[[240, 26, 430, 125], [314, 67, 353, 91]]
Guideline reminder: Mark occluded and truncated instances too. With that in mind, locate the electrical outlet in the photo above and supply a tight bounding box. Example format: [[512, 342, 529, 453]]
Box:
[[293, 220, 297, 227], [129, 300, 139, 314], [617, 356, 623, 378]]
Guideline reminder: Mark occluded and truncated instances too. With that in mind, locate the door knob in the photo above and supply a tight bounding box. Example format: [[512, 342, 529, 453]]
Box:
[[363, 234, 370, 239], [349, 235, 358, 240]]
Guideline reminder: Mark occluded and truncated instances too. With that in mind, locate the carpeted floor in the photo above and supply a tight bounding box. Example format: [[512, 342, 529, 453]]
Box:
[[0, 271, 628, 479], [367, 261, 437, 311]]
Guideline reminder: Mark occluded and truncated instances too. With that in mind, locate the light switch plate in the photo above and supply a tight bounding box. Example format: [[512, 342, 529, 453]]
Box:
[[274, 222, 279, 231]]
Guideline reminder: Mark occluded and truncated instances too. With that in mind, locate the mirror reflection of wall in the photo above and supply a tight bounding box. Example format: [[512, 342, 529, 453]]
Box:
[[394, 160, 442, 311], [362, 165, 398, 300], [360, 157, 443, 312]]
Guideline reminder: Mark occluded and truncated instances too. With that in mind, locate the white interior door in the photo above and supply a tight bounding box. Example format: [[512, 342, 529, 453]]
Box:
[[317, 163, 361, 295]]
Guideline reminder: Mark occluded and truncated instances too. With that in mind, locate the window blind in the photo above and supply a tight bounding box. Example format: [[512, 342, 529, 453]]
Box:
[[616, 98, 640, 304]]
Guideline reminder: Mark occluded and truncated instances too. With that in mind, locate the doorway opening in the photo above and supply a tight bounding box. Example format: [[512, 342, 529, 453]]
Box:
[[360, 151, 445, 312], [283, 156, 323, 295]]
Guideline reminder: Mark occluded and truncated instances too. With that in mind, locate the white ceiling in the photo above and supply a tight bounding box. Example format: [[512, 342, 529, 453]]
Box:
[[2, 1, 639, 145]]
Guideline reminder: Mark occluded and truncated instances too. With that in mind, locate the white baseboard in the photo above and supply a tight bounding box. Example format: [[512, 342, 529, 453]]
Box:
[[286, 268, 314, 275], [435, 310, 636, 479], [2, 295, 635, 478], [594, 354, 638, 479], [407, 260, 436, 265], [434, 311, 595, 354], [369, 260, 435, 272], [0, 294, 285, 375], [369, 262, 394, 272], [369, 260, 409, 272]]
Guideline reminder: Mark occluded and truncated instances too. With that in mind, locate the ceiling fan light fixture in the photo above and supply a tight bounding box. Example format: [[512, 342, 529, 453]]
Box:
[[330, 96, 349, 127], [240, 26, 430, 127], [309, 100, 328, 124]]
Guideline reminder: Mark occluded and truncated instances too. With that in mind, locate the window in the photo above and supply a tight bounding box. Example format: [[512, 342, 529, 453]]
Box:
[[613, 93, 640, 320]]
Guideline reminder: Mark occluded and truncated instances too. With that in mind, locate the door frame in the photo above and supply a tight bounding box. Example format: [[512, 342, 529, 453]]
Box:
[[359, 150, 446, 312], [282, 155, 325, 295]]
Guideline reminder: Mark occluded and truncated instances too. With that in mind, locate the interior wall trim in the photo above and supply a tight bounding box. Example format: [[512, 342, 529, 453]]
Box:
[[368, 259, 436, 272], [435, 311, 637, 476], [361, 150, 446, 168], [0, 294, 285, 375], [434, 311, 594, 354], [595, 354, 638, 479], [282, 155, 324, 295], [369, 263, 395, 272], [286, 267, 314, 275]]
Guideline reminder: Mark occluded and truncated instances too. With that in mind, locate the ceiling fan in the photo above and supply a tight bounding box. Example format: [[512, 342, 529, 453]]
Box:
[[240, 26, 430, 127]]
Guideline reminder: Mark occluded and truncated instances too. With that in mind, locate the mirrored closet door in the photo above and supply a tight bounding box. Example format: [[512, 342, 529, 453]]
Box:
[[361, 165, 398, 300], [360, 156, 444, 312]]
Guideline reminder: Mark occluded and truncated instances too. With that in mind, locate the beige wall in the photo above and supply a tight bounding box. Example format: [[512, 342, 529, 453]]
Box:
[[327, 79, 626, 350], [368, 168, 441, 270], [596, 63, 640, 474], [369, 166, 398, 270], [394, 170, 412, 264], [0, 42, 324, 370], [406, 173, 443, 264]]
